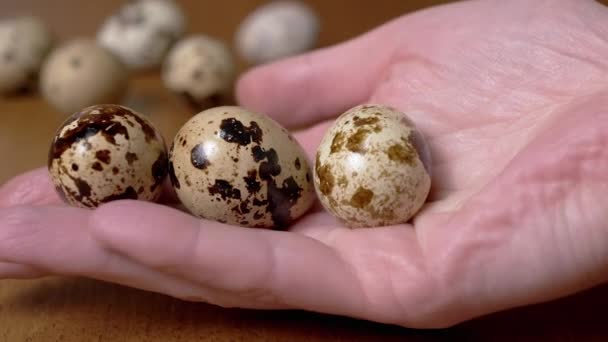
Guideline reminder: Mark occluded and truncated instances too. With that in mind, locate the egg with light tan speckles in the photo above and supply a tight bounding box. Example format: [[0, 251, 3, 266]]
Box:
[[48, 104, 168, 208], [314, 104, 432, 228], [168, 106, 314, 229]]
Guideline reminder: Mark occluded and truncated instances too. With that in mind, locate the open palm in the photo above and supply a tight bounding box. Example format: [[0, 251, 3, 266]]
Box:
[[1, 0, 607, 328]]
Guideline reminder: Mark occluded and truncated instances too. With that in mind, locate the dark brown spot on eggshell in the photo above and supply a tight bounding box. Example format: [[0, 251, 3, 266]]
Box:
[[71, 164, 79, 171], [112, 167, 119, 175], [244, 169, 261, 194], [251, 145, 265, 162], [192, 68, 204, 81], [266, 177, 303, 229], [151, 152, 168, 192], [70, 57, 81, 68], [208, 179, 241, 200], [92, 162, 103, 171], [191, 144, 210, 169], [101, 186, 138, 203], [256, 148, 281, 180], [219, 118, 263, 146], [253, 198, 268, 206], [3, 51, 14, 63], [71, 176, 92, 204], [168, 161, 180, 189], [294, 158, 301, 170], [126, 152, 138, 165], [96, 150, 111, 164], [49, 109, 129, 164], [251, 146, 304, 229]]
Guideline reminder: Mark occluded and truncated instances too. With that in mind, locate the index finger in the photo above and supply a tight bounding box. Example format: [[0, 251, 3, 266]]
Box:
[[236, 19, 401, 129]]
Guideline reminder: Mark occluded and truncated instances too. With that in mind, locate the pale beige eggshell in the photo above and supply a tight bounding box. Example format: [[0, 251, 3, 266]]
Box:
[[40, 39, 129, 114], [314, 104, 432, 228], [48, 104, 168, 208], [0, 16, 53, 94], [162, 35, 235, 109], [169, 106, 314, 229]]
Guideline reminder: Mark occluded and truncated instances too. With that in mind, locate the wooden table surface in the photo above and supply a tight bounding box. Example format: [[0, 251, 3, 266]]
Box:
[[1, 0, 608, 341]]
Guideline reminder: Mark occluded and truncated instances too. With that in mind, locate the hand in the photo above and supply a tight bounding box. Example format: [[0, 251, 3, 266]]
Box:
[[2, 0, 608, 328]]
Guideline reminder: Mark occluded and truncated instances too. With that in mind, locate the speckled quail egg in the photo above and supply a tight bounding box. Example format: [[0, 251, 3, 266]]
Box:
[[97, 0, 186, 70], [48, 104, 168, 208], [314, 104, 432, 228], [40, 39, 129, 114], [162, 35, 235, 111], [169, 106, 314, 229], [235, 0, 319, 65], [0, 16, 53, 95]]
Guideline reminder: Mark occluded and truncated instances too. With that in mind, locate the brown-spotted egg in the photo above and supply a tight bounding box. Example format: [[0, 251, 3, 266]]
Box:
[[48, 104, 168, 208], [169, 106, 314, 229], [162, 35, 235, 111], [314, 104, 432, 228]]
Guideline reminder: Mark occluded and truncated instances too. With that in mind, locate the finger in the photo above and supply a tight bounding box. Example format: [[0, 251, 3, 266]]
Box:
[[292, 120, 333, 160], [0, 167, 178, 208], [236, 19, 401, 129], [0, 205, 249, 305], [91, 201, 368, 316], [0, 168, 61, 208], [0, 262, 44, 279]]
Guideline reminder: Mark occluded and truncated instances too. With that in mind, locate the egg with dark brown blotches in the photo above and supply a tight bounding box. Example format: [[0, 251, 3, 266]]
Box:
[[48, 104, 168, 208], [169, 106, 314, 229], [314, 104, 432, 228]]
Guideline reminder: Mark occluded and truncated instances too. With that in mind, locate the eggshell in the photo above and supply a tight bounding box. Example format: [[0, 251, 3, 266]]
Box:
[[162, 35, 235, 110], [97, 0, 185, 69], [169, 106, 314, 229], [235, 0, 319, 65], [0, 16, 53, 94], [40, 39, 128, 114], [48, 104, 168, 208], [314, 104, 432, 228]]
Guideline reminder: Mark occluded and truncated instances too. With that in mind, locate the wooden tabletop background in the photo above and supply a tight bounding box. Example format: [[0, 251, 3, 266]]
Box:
[[1, 0, 608, 341]]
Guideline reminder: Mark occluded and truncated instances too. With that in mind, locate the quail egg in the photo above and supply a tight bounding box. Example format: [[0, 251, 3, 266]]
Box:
[[98, 0, 186, 70], [235, 0, 319, 65], [162, 35, 235, 111], [0, 16, 53, 95], [40, 39, 129, 114], [314, 104, 432, 228], [48, 104, 168, 208], [169, 106, 314, 229]]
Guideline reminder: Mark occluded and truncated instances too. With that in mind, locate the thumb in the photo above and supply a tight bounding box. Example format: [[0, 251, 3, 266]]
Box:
[[236, 19, 402, 129]]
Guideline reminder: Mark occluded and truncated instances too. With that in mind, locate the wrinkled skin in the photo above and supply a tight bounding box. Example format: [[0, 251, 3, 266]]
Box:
[[1, 0, 607, 328]]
